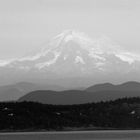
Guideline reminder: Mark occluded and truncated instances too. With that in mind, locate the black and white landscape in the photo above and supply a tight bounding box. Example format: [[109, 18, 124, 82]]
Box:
[[1, 0, 140, 138]]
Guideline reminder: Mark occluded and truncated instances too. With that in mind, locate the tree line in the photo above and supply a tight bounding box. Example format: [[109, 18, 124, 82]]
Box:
[[0, 97, 140, 131]]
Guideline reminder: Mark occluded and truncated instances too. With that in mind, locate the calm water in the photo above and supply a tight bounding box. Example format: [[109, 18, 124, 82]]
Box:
[[0, 130, 140, 140]]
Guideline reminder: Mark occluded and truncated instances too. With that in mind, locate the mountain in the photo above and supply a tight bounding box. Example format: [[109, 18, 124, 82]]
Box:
[[86, 83, 114, 92], [18, 81, 140, 105], [0, 82, 65, 101], [86, 81, 140, 92], [0, 30, 140, 88]]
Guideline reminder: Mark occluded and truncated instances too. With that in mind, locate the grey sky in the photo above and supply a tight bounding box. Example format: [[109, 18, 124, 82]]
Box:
[[0, 0, 140, 59]]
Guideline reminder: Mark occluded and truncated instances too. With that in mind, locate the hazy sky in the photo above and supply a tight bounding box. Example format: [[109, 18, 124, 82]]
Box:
[[0, 0, 140, 59]]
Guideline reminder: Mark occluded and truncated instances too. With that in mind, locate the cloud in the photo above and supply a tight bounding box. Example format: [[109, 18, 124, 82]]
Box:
[[116, 52, 140, 64], [0, 59, 14, 67]]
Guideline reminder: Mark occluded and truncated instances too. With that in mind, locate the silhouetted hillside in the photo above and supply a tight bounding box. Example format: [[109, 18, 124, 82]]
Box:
[[18, 90, 92, 104], [18, 89, 140, 105], [17, 81, 140, 104]]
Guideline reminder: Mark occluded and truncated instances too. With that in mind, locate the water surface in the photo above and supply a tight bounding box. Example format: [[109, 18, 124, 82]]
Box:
[[0, 130, 140, 140]]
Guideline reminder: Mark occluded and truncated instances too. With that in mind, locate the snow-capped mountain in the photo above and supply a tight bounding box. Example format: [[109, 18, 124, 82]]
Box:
[[0, 30, 140, 86]]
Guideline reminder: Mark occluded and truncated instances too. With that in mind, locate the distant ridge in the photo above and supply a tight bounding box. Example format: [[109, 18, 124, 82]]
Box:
[[18, 81, 140, 105], [86, 81, 140, 92], [0, 82, 65, 101], [86, 83, 114, 92]]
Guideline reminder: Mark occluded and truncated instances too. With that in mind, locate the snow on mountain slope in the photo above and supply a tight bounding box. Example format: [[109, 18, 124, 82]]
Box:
[[0, 30, 140, 83]]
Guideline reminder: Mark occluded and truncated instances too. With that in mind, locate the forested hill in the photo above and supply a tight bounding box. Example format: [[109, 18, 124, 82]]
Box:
[[1, 97, 140, 131]]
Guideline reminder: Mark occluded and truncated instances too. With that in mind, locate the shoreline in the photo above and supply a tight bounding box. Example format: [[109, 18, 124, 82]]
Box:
[[1, 128, 140, 135]]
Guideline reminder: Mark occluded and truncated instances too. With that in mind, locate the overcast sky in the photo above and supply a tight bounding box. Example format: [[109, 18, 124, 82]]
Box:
[[0, 0, 140, 59]]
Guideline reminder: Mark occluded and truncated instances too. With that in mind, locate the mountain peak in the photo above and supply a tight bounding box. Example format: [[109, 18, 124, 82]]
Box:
[[52, 30, 93, 47]]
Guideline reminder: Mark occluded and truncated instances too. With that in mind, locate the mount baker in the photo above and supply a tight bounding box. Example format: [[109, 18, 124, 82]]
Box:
[[0, 30, 140, 87]]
